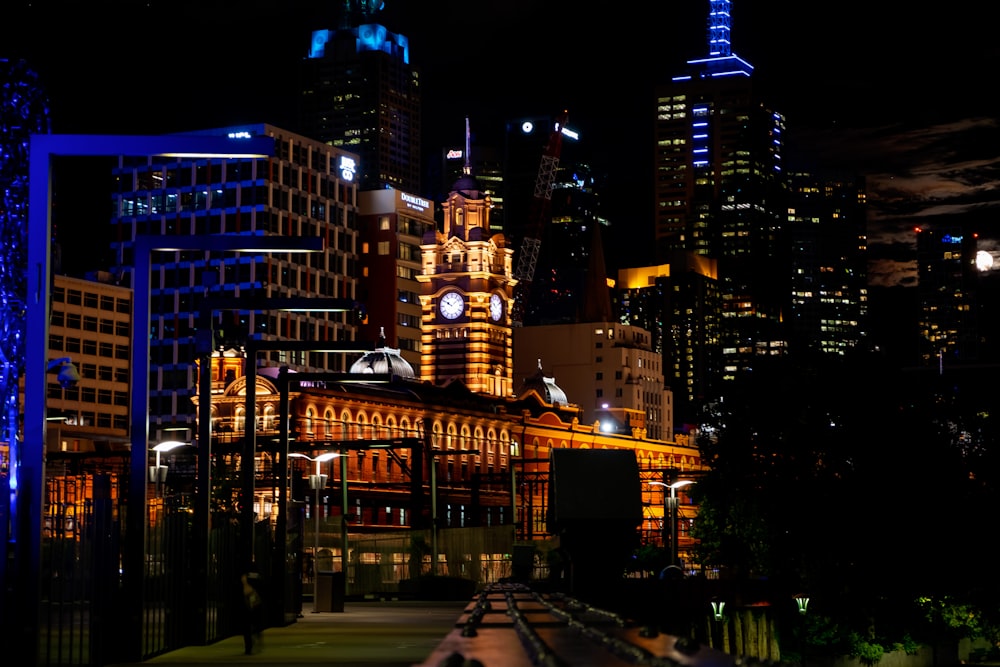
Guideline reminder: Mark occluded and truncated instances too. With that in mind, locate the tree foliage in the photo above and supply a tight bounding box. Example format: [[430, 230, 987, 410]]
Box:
[[689, 349, 1000, 643]]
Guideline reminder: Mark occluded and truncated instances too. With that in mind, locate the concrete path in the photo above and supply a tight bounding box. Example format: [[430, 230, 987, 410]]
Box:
[[106, 600, 469, 667]]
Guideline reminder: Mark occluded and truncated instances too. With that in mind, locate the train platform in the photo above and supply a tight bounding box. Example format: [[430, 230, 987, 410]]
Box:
[[106, 599, 468, 667]]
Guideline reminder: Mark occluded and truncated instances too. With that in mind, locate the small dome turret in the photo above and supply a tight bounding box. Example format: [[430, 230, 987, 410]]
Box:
[[349, 327, 416, 379]]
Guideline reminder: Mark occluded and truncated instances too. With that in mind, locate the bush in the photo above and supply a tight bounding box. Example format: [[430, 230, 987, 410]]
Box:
[[848, 633, 885, 666]]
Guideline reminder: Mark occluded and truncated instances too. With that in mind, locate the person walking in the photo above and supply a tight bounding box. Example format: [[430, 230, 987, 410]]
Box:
[[241, 567, 265, 654]]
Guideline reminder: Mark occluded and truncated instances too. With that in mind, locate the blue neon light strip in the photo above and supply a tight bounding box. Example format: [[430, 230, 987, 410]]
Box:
[[308, 25, 409, 64], [708, 0, 733, 57]]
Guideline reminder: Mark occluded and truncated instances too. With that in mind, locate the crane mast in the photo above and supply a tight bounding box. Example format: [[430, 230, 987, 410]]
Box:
[[511, 110, 568, 327]]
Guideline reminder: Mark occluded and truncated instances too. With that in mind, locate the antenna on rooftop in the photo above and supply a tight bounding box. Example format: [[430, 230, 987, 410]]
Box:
[[464, 117, 472, 176]]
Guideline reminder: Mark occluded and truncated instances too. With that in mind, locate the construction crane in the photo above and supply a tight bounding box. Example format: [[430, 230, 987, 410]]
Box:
[[510, 110, 569, 327]]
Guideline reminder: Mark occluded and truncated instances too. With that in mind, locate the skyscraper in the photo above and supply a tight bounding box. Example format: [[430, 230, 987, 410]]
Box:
[[653, 0, 787, 385], [786, 169, 868, 357], [916, 226, 982, 365], [109, 123, 363, 433], [616, 254, 720, 428], [298, 1, 421, 193], [357, 188, 436, 367]]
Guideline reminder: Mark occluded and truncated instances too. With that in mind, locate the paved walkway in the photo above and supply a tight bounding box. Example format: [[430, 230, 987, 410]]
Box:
[[106, 600, 469, 667]]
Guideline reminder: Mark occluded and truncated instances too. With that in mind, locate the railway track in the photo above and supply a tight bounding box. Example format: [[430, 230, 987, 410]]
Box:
[[417, 582, 777, 667]]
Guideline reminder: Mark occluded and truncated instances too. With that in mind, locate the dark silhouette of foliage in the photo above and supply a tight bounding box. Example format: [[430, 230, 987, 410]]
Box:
[[690, 349, 1000, 645]]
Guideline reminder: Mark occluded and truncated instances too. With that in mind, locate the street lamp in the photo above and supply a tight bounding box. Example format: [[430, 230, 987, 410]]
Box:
[[149, 440, 188, 486], [648, 480, 695, 568], [289, 452, 339, 610]]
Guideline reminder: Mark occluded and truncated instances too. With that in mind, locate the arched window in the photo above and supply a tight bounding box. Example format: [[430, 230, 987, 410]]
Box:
[[305, 407, 316, 439], [340, 410, 351, 440], [355, 412, 368, 440], [323, 409, 335, 440]]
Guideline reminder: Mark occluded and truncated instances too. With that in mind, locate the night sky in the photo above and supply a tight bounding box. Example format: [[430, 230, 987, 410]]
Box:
[[4, 0, 998, 286]]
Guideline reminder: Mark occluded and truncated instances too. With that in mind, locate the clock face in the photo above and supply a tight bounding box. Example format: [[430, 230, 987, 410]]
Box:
[[438, 291, 464, 320], [489, 293, 504, 321]]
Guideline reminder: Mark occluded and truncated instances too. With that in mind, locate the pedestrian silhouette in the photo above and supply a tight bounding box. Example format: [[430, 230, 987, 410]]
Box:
[[241, 568, 264, 654]]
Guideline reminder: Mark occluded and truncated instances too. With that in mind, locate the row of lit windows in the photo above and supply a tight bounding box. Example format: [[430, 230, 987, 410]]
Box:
[[52, 286, 131, 314], [42, 400, 128, 432], [79, 363, 129, 383], [48, 382, 128, 407], [51, 312, 129, 337], [49, 335, 129, 360]]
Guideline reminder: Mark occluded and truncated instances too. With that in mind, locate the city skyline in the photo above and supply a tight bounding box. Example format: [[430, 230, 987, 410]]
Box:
[[3, 0, 998, 287]]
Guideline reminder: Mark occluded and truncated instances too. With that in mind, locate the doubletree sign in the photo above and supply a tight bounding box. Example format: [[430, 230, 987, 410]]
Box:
[[339, 156, 357, 181]]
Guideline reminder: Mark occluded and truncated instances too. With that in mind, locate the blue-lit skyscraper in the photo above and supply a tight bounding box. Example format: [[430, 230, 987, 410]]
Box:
[[297, 1, 421, 193], [653, 0, 788, 388]]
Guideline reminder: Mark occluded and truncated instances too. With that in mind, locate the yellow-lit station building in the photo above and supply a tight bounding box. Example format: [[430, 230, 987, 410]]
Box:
[[184, 160, 706, 596]]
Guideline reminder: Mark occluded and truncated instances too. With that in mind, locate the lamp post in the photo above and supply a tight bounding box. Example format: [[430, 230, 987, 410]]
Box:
[[289, 452, 339, 610], [649, 480, 695, 568], [149, 440, 188, 490]]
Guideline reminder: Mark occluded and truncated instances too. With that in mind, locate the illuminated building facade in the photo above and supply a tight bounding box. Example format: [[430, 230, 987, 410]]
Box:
[[787, 170, 869, 357], [418, 164, 515, 396], [512, 321, 673, 442], [193, 347, 704, 570], [437, 142, 504, 233], [916, 226, 982, 364], [358, 189, 436, 367], [654, 0, 788, 384], [43, 274, 133, 454], [615, 255, 720, 428], [298, 3, 421, 192], [108, 123, 363, 435]]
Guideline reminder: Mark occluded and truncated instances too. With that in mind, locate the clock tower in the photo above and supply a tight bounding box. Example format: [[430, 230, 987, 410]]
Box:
[[418, 121, 516, 395]]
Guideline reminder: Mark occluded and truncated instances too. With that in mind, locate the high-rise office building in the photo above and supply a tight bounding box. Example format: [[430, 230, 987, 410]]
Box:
[[45, 274, 133, 453], [654, 0, 787, 384], [298, 1, 421, 193], [615, 254, 720, 428], [435, 114, 598, 327], [513, 320, 673, 441], [916, 226, 982, 365], [786, 170, 869, 357], [357, 188, 436, 367], [109, 123, 363, 433], [526, 162, 609, 325]]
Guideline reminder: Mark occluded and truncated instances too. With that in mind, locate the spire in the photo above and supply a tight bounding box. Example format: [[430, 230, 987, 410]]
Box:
[[684, 0, 752, 77], [708, 0, 732, 57], [580, 224, 613, 323], [463, 116, 472, 176]]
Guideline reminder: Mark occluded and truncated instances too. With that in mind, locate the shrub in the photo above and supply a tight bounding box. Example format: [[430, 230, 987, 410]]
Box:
[[848, 632, 885, 666]]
